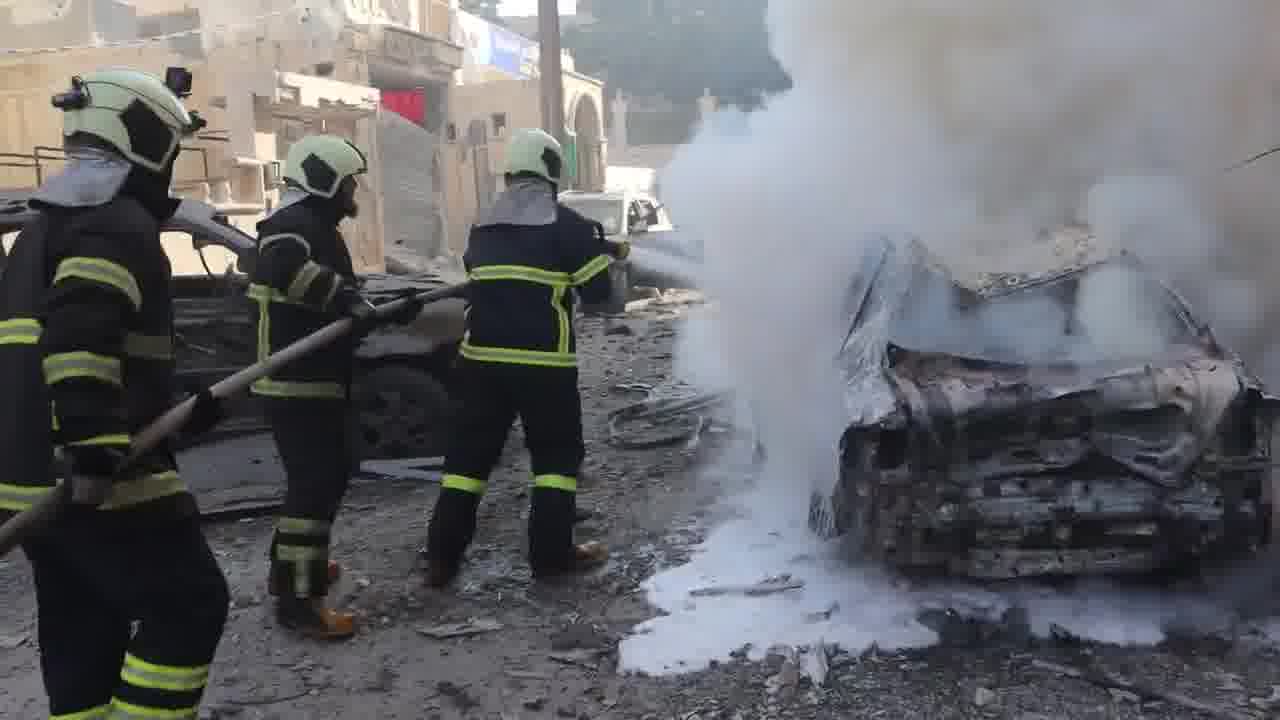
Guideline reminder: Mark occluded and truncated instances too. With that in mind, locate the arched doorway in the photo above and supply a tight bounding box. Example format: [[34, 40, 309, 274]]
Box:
[[570, 94, 603, 191]]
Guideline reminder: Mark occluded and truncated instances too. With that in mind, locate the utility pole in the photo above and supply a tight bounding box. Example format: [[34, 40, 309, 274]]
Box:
[[537, 0, 566, 148]]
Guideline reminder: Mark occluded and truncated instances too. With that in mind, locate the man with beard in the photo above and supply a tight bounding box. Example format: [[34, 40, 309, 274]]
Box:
[[247, 134, 422, 638]]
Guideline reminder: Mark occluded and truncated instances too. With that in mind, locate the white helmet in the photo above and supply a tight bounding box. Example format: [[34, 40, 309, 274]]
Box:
[[283, 134, 368, 198], [503, 128, 563, 184], [55, 67, 201, 174]]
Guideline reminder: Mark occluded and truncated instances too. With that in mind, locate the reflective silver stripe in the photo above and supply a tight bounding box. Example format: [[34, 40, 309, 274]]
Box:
[[250, 378, 346, 399], [0, 317, 40, 345], [43, 351, 122, 385], [287, 260, 325, 301], [119, 652, 208, 693], [259, 232, 311, 254], [53, 257, 142, 310]]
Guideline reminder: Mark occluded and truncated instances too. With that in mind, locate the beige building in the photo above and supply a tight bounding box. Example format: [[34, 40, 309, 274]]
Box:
[[0, 1, 609, 270], [0, 0, 464, 273], [442, 10, 606, 254]]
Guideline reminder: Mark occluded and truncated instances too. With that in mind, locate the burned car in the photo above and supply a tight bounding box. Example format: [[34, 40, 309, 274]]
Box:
[[0, 192, 466, 461], [810, 235, 1279, 579]]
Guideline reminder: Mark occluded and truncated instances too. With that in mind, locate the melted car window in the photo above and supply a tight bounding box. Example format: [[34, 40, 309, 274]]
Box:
[[887, 261, 1194, 365]]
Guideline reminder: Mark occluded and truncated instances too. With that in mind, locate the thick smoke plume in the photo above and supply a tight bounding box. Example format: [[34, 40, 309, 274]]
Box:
[[665, 0, 1279, 501]]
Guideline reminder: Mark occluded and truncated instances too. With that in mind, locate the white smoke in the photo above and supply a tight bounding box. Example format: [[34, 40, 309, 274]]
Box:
[[669, 0, 1273, 499], [620, 0, 1280, 674]]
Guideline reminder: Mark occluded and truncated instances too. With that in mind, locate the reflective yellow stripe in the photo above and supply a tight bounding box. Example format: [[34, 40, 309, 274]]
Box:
[[250, 378, 346, 399], [468, 264, 571, 286], [0, 482, 53, 511], [286, 261, 325, 301], [106, 697, 199, 719], [0, 317, 41, 344], [534, 474, 577, 492], [120, 653, 208, 693], [278, 517, 331, 535], [43, 351, 122, 386], [67, 434, 131, 447], [321, 274, 342, 309], [51, 704, 110, 719], [459, 341, 576, 368], [53, 257, 142, 310], [276, 545, 325, 562], [570, 254, 611, 285], [442, 473, 486, 495], [122, 333, 173, 360], [551, 285, 570, 354], [246, 283, 308, 307], [99, 471, 186, 511], [254, 290, 270, 362]]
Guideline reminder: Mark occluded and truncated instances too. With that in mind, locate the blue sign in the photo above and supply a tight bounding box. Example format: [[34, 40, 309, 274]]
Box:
[[488, 24, 536, 78]]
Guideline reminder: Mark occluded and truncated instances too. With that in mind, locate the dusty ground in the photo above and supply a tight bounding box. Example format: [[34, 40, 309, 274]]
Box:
[[2, 297, 1280, 719]]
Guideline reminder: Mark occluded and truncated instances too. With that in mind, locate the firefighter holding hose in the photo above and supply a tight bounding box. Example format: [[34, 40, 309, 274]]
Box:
[[248, 134, 423, 639], [424, 127, 630, 587], [0, 67, 230, 718]]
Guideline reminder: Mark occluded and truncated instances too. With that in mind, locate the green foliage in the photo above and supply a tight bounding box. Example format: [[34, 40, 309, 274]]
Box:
[[565, 0, 791, 109]]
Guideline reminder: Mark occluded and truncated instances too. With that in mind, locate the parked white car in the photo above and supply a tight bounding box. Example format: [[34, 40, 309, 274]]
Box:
[[558, 189, 702, 311]]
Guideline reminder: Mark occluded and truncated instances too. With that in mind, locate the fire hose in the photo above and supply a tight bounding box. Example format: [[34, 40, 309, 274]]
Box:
[[0, 281, 470, 559]]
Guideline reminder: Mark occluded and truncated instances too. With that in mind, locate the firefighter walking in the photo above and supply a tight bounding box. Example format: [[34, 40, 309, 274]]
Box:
[[248, 134, 422, 638], [0, 68, 230, 718], [424, 128, 629, 587]]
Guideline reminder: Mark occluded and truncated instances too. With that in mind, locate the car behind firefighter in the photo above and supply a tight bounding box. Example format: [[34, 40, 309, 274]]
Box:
[[424, 127, 630, 587], [0, 67, 230, 718], [248, 134, 423, 639]]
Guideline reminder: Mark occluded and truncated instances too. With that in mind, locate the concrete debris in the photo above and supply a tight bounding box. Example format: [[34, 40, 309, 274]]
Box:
[[973, 687, 997, 707], [798, 641, 831, 687], [0, 632, 28, 649], [1250, 686, 1280, 711], [689, 574, 804, 598], [764, 647, 801, 699], [416, 618, 504, 640]]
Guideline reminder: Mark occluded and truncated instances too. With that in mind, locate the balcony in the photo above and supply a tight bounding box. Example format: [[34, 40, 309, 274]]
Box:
[[366, 23, 463, 88]]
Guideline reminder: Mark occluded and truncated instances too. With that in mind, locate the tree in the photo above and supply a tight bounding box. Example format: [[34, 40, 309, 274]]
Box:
[[460, 0, 502, 21], [564, 0, 791, 109]]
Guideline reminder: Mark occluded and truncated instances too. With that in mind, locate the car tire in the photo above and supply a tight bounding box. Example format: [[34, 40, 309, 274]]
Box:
[[351, 364, 453, 461]]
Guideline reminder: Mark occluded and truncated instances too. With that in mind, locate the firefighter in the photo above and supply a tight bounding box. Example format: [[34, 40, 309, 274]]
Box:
[[0, 67, 229, 718], [248, 134, 423, 639], [424, 128, 629, 587]]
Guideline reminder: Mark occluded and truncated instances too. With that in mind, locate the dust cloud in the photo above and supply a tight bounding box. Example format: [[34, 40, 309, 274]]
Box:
[[619, 0, 1279, 674]]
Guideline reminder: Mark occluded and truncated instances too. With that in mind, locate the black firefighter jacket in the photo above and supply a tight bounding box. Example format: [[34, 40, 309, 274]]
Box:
[[248, 197, 357, 401], [0, 196, 192, 521], [460, 204, 614, 368]]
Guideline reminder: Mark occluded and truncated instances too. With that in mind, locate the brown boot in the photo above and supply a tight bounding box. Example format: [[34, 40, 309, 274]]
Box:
[[533, 542, 610, 580], [276, 597, 357, 640], [269, 560, 341, 597]]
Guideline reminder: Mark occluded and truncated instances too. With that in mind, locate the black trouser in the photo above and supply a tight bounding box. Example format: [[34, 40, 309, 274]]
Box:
[[265, 398, 352, 600], [427, 359, 585, 574], [23, 511, 229, 718]]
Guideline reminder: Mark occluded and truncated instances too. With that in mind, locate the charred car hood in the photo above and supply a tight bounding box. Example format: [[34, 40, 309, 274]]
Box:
[[882, 346, 1242, 488]]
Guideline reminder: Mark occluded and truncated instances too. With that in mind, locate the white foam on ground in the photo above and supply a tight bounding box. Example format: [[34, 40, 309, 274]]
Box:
[[618, 486, 1239, 676]]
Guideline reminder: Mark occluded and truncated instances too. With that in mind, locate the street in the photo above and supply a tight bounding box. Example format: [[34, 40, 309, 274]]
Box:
[[0, 296, 1278, 719]]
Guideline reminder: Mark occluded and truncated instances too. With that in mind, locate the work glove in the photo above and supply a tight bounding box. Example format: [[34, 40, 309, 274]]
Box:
[[59, 446, 124, 508], [334, 285, 380, 335], [180, 387, 225, 439], [606, 239, 631, 260]]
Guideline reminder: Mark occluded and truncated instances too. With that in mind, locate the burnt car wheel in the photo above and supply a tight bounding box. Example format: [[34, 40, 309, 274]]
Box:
[[351, 364, 452, 460]]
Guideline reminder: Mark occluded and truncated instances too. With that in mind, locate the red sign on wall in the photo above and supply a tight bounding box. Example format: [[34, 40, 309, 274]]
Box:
[[381, 88, 426, 126]]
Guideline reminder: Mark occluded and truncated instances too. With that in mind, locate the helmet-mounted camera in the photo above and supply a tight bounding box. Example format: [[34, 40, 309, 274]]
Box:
[[50, 76, 88, 111]]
